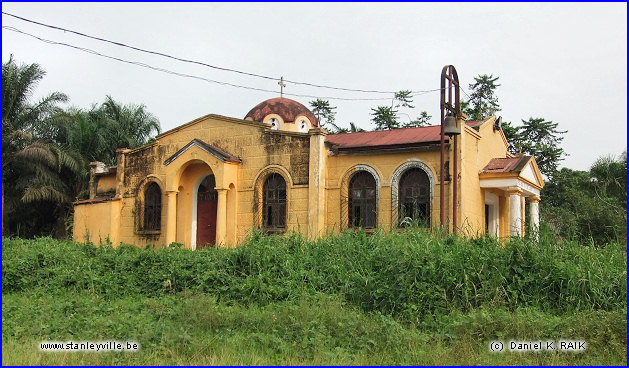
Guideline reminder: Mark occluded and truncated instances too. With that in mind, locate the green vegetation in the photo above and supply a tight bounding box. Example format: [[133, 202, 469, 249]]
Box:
[[542, 152, 627, 246], [2, 56, 161, 239], [3, 230, 626, 365]]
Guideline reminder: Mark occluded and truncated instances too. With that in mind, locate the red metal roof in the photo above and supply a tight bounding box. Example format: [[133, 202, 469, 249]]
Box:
[[244, 97, 319, 126], [325, 122, 478, 151], [481, 156, 532, 174]]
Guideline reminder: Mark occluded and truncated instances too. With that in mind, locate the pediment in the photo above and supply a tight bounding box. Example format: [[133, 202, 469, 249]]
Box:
[[164, 139, 242, 166], [519, 159, 544, 188]]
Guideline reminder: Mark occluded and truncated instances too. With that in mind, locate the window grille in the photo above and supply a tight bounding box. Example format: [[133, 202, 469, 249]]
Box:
[[348, 171, 377, 228], [144, 182, 161, 231], [398, 168, 430, 227], [262, 173, 287, 229]]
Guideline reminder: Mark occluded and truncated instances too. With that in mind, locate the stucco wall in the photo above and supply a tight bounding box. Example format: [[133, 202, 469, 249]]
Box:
[[460, 117, 509, 236], [73, 200, 113, 244], [113, 115, 311, 248], [324, 149, 446, 233], [73, 113, 521, 248]]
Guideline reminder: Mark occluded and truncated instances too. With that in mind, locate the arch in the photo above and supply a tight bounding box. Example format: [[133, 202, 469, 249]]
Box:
[[168, 157, 218, 192], [135, 175, 165, 233], [143, 182, 162, 231], [339, 164, 381, 230], [391, 159, 437, 227], [252, 164, 294, 188], [253, 165, 293, 230], [135, 174, 165, 197], [262, 173, 287, 230]]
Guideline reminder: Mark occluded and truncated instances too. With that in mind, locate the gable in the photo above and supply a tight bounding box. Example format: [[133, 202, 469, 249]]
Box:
[[164, 139, 242, 166], [520, 156, 545, 188], [520, 162, 538, 185]]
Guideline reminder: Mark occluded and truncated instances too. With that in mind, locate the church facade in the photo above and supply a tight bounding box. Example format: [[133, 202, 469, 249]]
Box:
[[73, 97, 544, 248]]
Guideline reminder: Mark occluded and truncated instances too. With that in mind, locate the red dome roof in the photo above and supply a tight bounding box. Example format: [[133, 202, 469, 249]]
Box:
[[244, 97, 319, 127]]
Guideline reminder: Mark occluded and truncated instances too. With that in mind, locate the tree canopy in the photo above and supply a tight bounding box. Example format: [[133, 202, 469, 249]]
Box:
[[371, 90, 431, 130], [541, 152, 626, 246], [309, 98, 337, 129], [2, 56, 161, 238], [502, 118, 567, 179], [463, 74, 501, 121]]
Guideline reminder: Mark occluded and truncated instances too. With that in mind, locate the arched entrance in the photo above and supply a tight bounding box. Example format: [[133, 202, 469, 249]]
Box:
[[196, 174, 218, 248]]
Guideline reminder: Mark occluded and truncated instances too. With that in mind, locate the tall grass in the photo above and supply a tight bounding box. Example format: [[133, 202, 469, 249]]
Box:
[[3, 228, 625, 318], [2, 292, 626, 365]]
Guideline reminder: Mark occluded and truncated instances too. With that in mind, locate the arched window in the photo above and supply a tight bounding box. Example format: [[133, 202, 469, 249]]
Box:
[[398, 168, 430, 226], [144, 182, 161, 231], [348, 171, 377, 228], [263, 173, 286, 229]]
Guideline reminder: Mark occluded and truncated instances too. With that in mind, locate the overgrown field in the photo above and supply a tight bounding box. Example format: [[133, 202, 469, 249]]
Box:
[[2, 230, 626, 365]]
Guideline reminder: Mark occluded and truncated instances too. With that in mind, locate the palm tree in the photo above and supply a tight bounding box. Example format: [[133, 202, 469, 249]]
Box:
[[2, 56, 81, 236], [95, 96, 161, 164]]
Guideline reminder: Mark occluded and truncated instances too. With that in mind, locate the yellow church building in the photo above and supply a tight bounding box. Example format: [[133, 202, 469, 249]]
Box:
[[73, 97, 545, 248]]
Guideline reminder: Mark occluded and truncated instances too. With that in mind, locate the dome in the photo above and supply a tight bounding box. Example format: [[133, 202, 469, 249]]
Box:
[[244, 97, 320, 127]]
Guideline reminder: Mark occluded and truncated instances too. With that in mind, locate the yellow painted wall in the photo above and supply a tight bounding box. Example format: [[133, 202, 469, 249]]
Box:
[[96, 175, 116, 195], [459, 117, 510, 236], [324, 149, 447, 232], [74, 113, 520, 248], [73, 200, 114, 244]]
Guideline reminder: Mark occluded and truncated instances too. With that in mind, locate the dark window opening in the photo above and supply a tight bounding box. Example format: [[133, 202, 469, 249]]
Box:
[[398, 168, 430, 227], [198, 175, 218, 201], [263, 173, 287, 230], [144, 182, 162, 231], [348, 171, 377, 228]]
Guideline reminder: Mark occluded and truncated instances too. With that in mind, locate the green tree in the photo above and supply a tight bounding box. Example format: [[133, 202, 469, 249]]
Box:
[[404, 111, 432, 128], [590, 151, 627, 213], [326, 121, 365, 134], [2, 57, 162, 238], [463, 74, 501, 121], [541, 152, 626, 246], [371, 90, 420, 130], [2, 56, 82, 236], [499, 120, 519, 144], [309, 98, 337, 129], [504, 117, 567, 179], [393, 90, 415, 109], [371, 106, 399, 130]]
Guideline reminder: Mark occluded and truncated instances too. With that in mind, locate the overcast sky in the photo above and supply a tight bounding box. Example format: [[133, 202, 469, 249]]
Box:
[[2, 3, 626, 171]]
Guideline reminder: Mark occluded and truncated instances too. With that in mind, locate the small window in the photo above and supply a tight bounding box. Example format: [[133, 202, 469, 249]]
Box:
[[263, 173, 286, 229], [298, 118, 310, 133], [269, 117, 280, 130], [144, 182, 161, 231], [398, 168, 430, 227], [348, 171, 377, 228]]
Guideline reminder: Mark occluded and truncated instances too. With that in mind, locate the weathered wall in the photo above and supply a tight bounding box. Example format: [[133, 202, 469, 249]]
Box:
[[95, 175, 116, 196], [74, 113, 518, 248], [84, 114, 311, 248]]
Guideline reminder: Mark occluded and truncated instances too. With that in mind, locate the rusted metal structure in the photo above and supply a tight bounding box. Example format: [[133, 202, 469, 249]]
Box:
[[440, 65, 461, 233]]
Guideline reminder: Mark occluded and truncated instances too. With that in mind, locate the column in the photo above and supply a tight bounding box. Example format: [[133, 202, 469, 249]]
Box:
[[529, 196, 540, 240], [166, 190, 178, 245], [308, 128, 327, 239], [215, 188, 228, 246], [508, 188, 522, 237]]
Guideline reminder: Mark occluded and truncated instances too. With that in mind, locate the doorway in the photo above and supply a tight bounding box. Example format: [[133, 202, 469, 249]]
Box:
[[196, 175, 218, 248]]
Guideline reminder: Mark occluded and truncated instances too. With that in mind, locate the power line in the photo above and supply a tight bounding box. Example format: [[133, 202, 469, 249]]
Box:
[[4, 25, 423, 102], [2, 11, 439, 95]]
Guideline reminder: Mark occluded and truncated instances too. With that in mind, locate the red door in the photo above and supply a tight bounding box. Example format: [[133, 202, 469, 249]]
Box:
[[197, 175, 218, 248]]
